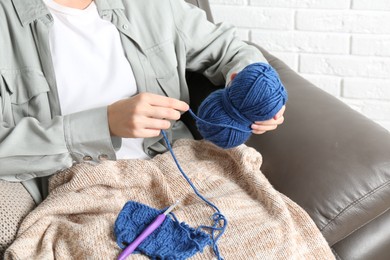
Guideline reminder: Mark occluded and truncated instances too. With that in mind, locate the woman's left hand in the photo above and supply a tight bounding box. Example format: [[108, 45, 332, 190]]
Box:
[[251, 105, 286, 134], [228, 72, 286, 135]]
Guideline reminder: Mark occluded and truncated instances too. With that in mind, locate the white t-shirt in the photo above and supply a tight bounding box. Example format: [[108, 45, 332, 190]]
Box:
[[44, 0, 149, 159]]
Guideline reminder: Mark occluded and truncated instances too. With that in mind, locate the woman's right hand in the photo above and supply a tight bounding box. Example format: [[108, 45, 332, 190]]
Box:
[[107, 93, 189, 138]]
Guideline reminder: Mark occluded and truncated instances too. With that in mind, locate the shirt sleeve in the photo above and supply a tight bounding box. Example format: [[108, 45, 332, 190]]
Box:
[[169, 0, 268, 86], [0, 104, 119, 182]]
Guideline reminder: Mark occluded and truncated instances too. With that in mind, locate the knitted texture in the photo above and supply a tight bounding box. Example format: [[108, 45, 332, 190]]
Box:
[[5, 140, 335, 260], [114, 201, 211, 259], [195, 62, 287, 149], [0, 181, 35, 259]]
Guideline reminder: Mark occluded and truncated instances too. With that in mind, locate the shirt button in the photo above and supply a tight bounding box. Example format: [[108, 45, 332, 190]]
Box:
[[98, 154, 109, 161], [147, 150, 156, 157], [122, 24, 129, 30], [83, 155, 93, 161]]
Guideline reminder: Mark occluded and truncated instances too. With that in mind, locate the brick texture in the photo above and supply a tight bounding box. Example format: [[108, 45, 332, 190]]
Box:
[[211, 6, 293, 29], [296, 11, 390, 34], [250, 0, 350, 9], [352, 0, 390, 11], [209, 0, 390, 131], [352, 35, 390, 56]]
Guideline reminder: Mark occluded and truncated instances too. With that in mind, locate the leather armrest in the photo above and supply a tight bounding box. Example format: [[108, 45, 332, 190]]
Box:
[[246, 46, 390, 250]]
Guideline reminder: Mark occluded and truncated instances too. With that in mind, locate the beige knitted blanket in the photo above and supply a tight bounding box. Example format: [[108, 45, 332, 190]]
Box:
[[5, 139, 334, 260]]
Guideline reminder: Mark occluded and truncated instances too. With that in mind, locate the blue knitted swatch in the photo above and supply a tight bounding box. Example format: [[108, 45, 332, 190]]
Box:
[[114, 201, 212, 259]]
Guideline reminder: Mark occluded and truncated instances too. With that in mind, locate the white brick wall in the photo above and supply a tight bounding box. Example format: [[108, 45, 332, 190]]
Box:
[[209, 0, 390, 131]]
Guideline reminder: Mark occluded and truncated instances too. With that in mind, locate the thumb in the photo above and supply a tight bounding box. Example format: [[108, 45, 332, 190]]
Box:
[[227, 72, 238, 87]]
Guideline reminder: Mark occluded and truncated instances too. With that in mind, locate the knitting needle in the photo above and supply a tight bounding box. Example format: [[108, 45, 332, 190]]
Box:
[[117, 200, 180, 260]]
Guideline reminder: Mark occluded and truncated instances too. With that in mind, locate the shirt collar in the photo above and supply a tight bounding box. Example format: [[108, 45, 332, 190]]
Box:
[[12, 0, 124, 26], [12, 0, 50, 26], [95, 0, 125, 12]]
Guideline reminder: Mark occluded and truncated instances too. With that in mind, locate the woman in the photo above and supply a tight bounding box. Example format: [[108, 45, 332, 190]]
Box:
[[0, 0, 285, 255]]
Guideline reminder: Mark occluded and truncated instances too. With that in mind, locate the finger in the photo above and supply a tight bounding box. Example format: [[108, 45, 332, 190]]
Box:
[[139, 93, 189, 111], [252, 129, 267, 135], [131, 129, 162, 138], [251, 123, 278, 132], [142, 118, 172, 130], [254, 116, 284, 126], [273, 105, 286, 120], [146, 106, 182, 121], [226, 72, 238, 87], [230, 72, 238, 81]]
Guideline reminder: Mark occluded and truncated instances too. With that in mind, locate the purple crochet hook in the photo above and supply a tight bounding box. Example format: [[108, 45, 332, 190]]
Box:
[[117, 200, 180, 260]]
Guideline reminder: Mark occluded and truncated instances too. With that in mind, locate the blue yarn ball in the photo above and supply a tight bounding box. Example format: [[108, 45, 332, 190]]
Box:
[[196, 62, 287, 149]]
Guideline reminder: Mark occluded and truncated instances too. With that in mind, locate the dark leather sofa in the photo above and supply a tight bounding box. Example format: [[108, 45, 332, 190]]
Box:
[[184, 0, 390, 259]]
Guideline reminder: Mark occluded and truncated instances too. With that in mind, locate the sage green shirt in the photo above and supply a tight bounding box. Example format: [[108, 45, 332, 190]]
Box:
[[0, 0, 266, 202]]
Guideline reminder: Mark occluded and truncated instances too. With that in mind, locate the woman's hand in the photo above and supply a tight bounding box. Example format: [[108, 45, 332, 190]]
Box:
[[108, 93, 189, 138], [229, 72, 286, 135], [251, 105, 286, 134]]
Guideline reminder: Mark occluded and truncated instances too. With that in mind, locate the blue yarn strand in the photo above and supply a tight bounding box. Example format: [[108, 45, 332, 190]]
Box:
[[161, 130, 227, 260], [188, 109, 252, 133]]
